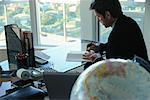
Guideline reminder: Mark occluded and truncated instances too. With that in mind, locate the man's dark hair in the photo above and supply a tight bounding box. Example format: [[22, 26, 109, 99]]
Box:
[[90, 0, 123, 18]]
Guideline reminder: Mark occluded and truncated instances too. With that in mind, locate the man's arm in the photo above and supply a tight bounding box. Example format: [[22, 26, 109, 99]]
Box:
[[95, 43, 107, 55]]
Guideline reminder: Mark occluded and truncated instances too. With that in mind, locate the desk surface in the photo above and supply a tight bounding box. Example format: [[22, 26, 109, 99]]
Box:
[[0, 43, 84, 97], [0, 81, 11, 97], [1, 43, 84, 72], [40, 43, 84, 72]]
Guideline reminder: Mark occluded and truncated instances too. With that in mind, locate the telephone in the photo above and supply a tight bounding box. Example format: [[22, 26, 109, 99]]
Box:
[[34, 51, 50, 65]]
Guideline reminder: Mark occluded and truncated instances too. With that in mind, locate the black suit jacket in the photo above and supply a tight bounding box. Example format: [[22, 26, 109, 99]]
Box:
[[99, 14, 148, 61]]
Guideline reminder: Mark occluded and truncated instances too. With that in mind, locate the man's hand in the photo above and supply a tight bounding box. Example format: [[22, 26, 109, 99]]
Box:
[[82, 50, 101, 62]]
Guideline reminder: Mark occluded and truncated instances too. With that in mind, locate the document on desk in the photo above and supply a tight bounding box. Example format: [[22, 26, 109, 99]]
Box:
[[66, 51, 91, 62]]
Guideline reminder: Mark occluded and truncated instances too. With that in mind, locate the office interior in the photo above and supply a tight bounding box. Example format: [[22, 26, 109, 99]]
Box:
[[0, 0, 150, 60], [0, 0, 150, 99]]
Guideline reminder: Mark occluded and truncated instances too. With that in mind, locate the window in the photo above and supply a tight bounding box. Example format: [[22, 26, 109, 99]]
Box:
[[99, 0, 145, 43], [0, 0, 31, 46], [0, 0, 81, 50], [38, 0, 81, 46]]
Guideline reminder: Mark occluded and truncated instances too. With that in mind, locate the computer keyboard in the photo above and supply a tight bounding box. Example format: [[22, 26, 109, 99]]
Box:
[[34, 67, 57, 73], [35, 56, 48, 65]]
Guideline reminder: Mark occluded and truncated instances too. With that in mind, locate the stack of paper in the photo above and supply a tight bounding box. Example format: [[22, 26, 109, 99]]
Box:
[[66, 51, 91, 62]]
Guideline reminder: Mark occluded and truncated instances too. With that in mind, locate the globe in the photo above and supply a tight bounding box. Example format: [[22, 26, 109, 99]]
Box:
[[70, 59, 150, 100]]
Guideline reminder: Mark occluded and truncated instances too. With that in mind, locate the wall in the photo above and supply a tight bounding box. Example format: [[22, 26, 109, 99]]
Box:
[[144, 0, 150, 59], [80, 0, 96, 50]]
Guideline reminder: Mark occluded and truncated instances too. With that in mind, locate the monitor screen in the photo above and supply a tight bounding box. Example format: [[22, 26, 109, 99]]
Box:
[[4, 24, 35, 71]]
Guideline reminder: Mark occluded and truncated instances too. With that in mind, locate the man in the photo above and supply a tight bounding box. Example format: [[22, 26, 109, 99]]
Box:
[[83, 0, 148, 69]]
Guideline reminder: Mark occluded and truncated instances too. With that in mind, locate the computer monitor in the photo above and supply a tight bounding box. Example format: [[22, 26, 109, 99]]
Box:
[[4, 24, 35, 70]]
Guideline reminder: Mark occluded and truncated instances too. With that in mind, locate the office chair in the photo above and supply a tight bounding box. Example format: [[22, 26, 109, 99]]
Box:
[[70, 59, 150, 100], [133, 55, 150, 73]]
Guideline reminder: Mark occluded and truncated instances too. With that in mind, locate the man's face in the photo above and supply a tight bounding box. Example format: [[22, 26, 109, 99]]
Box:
[[94, 11, 113, 28]]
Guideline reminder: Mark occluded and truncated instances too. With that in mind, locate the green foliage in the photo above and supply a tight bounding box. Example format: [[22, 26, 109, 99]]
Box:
[[41, 13, 58, 25], [1, 2, 81, 38]]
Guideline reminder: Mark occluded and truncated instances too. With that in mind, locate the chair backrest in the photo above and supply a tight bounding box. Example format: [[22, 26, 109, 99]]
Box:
[[44, 72, 79, 100], [133, 55, 150, 73]]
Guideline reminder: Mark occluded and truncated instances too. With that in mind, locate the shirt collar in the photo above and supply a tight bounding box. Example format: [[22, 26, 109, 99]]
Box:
[[111, 19, 117, 29]]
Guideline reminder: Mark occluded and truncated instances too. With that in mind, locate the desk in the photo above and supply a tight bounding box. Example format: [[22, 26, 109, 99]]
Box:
[[0, 81, 11, 97], [0, 60, 21, 97], [0, 60, 9, 71], [42, 43, 84, 72], [1, 43, 84, 72], [0, 43, 84, 98]]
